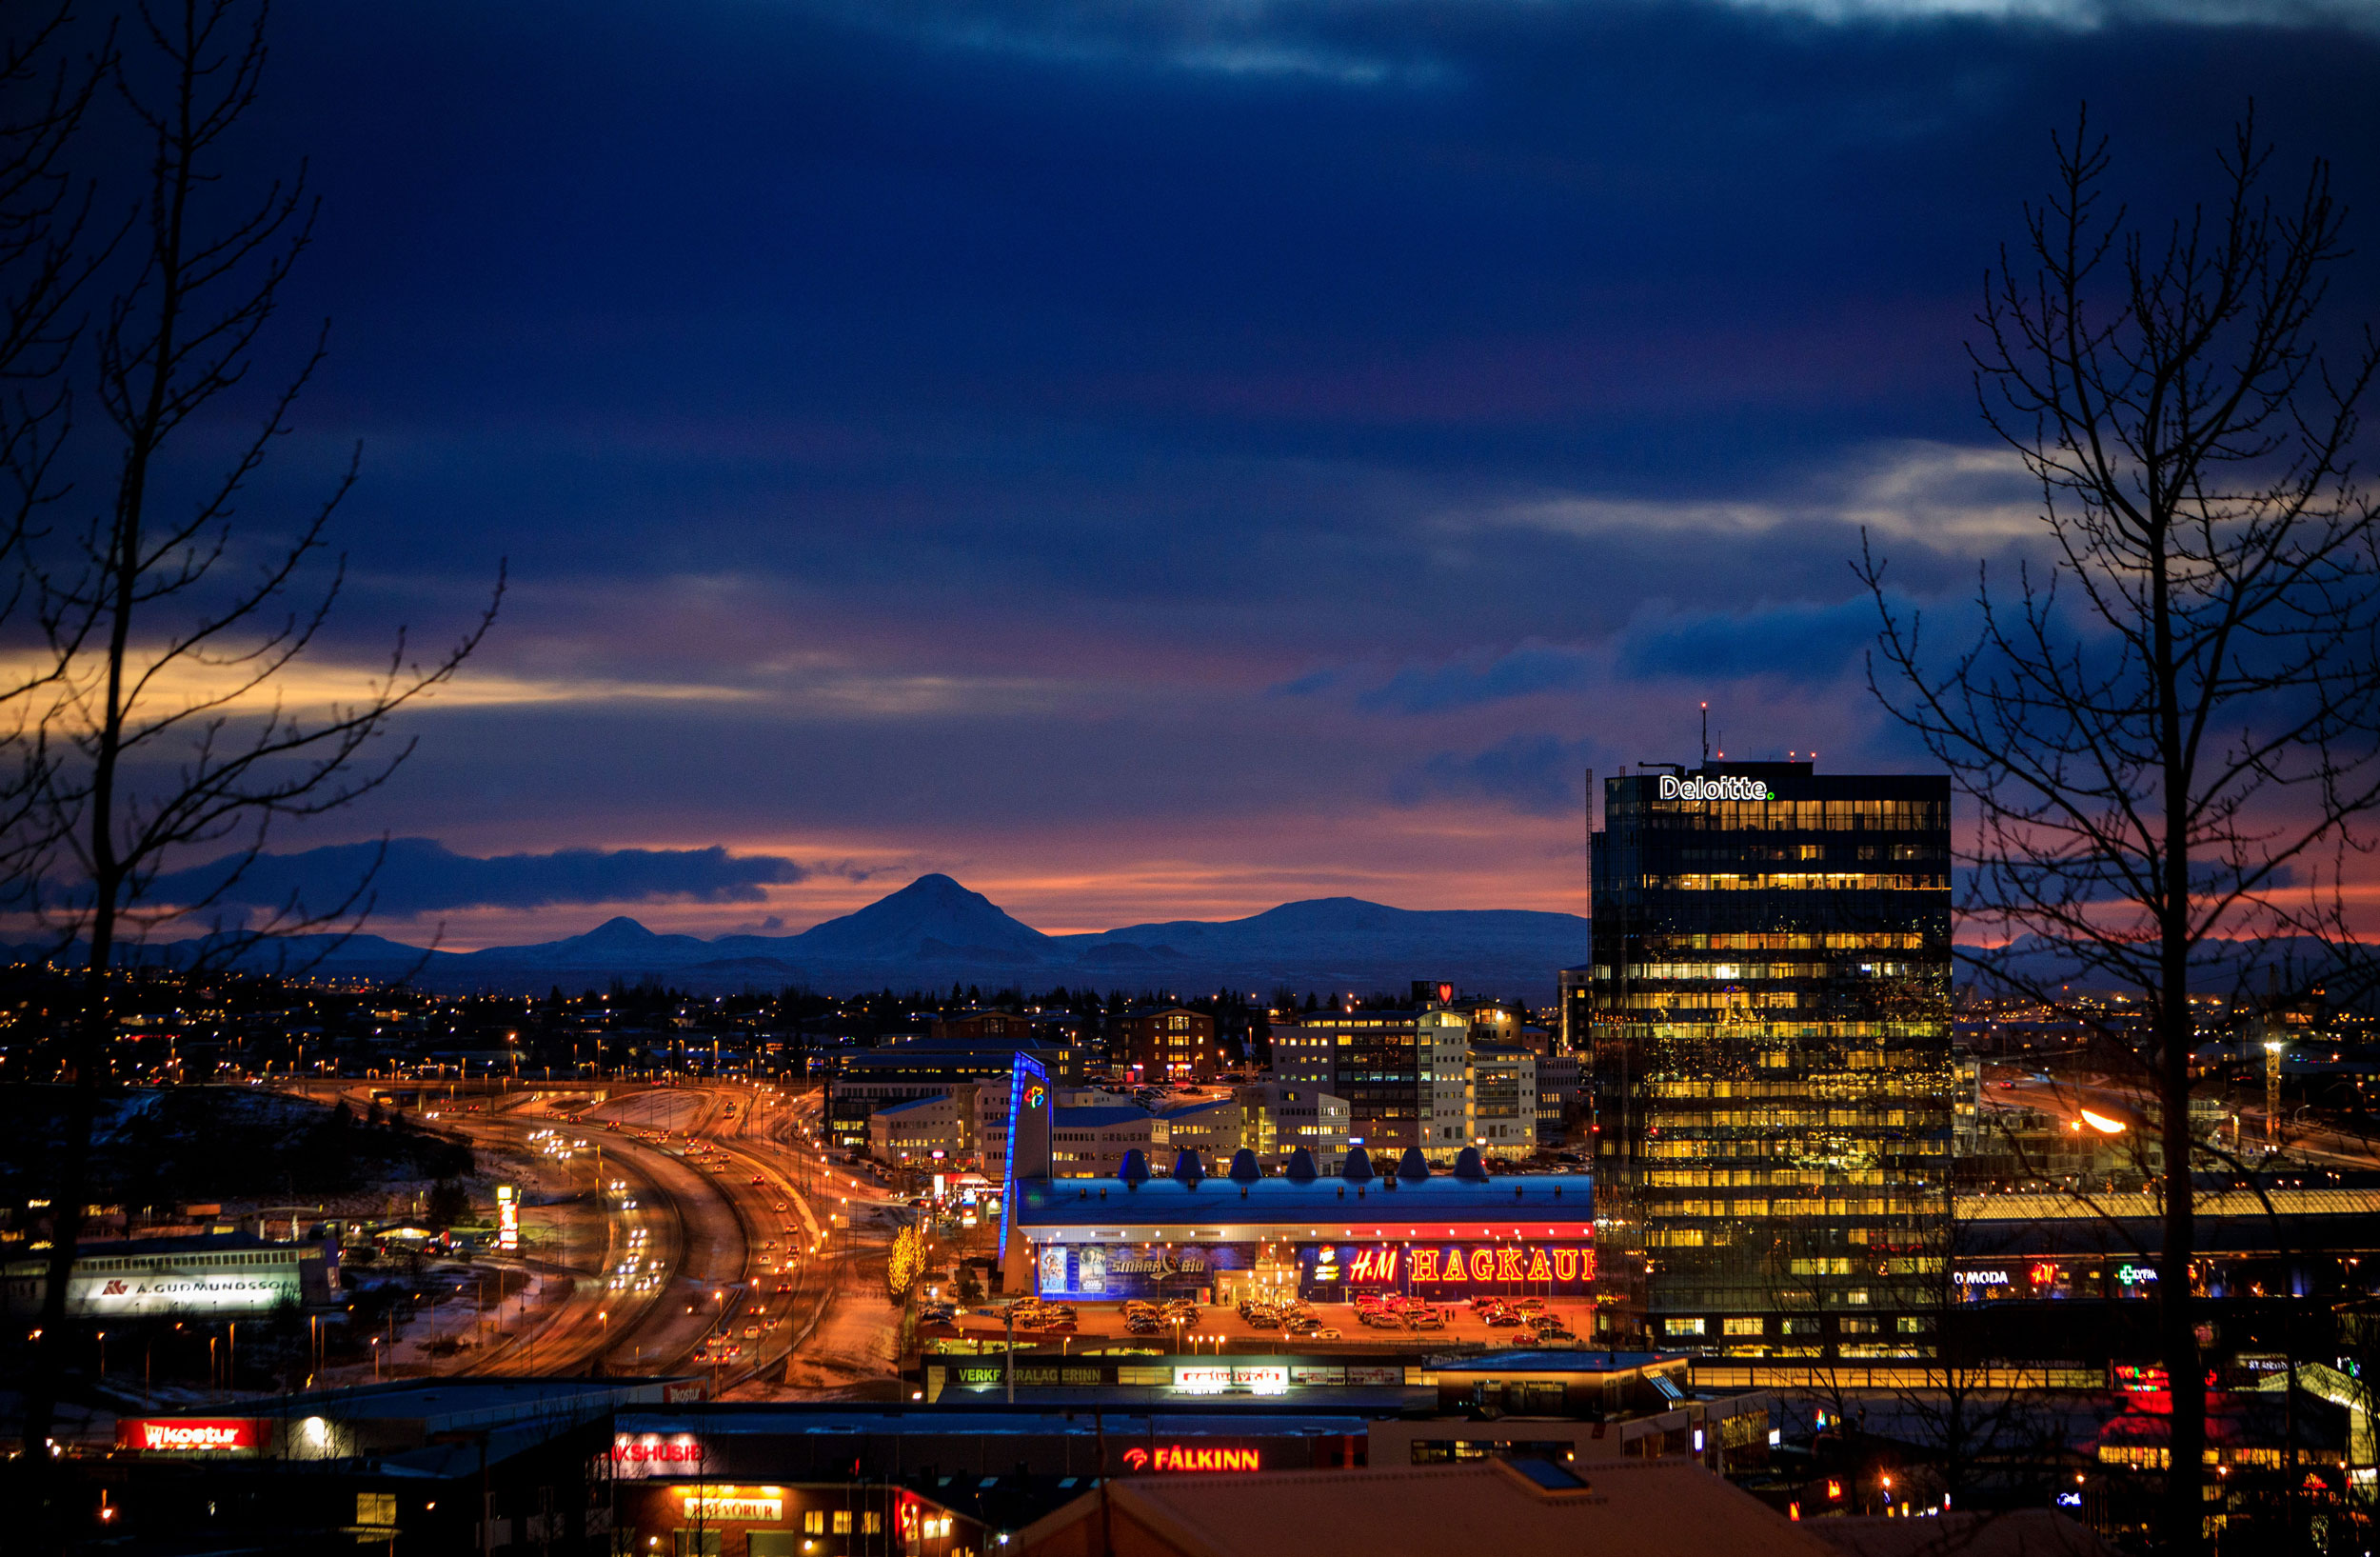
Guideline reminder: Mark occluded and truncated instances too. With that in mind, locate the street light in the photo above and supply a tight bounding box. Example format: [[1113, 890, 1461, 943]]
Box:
[[2265, 1038, 2285, 1151]]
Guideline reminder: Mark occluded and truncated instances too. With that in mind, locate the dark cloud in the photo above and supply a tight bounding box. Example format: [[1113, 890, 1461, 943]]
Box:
[[1357, 642, 1599, 715], [1616, 598, 1889, 684], [1392, 734, 1597, 816], [80, 0, 2369, 917], [149, 840, 809, 917]]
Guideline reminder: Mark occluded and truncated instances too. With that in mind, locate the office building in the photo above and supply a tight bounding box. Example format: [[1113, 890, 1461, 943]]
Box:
[[1587, 760, 1954, 1357], [1273, 1007, 1469, 1160]]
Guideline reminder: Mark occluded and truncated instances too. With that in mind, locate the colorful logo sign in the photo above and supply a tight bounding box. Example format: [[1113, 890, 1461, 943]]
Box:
[[1024, 1085, 1046, 1111]]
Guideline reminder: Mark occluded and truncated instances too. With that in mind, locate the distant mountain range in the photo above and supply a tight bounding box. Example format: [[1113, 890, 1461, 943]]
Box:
[[19, 874, 1597, 1000], [22, 871, 2361, 1003]]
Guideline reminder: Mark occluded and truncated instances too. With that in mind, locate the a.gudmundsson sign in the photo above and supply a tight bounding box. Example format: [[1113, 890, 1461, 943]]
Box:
[[1659, 775, 1772, 802]]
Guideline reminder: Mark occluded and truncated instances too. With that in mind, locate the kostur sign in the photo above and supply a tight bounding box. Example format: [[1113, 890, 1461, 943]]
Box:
[[1659, 775, 1772, 802], [117, 1418, 270, 1452]]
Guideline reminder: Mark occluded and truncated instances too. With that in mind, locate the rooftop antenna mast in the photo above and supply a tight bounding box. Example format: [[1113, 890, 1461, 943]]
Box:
[[1700, 703, 1710, 767]]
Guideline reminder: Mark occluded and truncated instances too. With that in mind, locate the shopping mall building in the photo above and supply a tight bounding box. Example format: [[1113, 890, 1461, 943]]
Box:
[[998, 1054, 1596, 1306]]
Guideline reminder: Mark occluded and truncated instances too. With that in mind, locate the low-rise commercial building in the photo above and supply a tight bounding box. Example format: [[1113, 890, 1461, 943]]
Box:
[[868, 1091, 973, 1168], [826, 1037, 1080, 1148], [1050, 1107, 1172, 1178]]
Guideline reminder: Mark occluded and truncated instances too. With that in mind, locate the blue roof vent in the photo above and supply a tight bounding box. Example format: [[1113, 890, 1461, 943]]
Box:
[[1342, 1146, 1375, 1184], [1120, 1148, 1150, 1187], [1228, 1148, 1262, 1184], [1285, 1147, 1318, 1183], [1396, 1148, 1430, 1183], [1452, 1146, 1489, 1182], [1174, 1150, 1205, 1186]]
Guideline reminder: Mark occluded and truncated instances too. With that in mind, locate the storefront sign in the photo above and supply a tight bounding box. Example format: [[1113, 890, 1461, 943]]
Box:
[[117, 1418, 269, 1452], [682, 1494, 783, 1523], [1954, 1270, 2009, 1287], [611, 1433, 707, 1476], [1173, 1366, 1286, 1395], [1300, 1242, 1595, 1296], [1658, 775, 1773, 802], [1121, 1445, 1260, 1473], [2116, 1265, 2157, 1285]]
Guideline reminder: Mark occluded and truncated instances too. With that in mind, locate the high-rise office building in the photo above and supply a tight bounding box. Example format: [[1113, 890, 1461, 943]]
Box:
[[1587, 760, 1954, 1358]]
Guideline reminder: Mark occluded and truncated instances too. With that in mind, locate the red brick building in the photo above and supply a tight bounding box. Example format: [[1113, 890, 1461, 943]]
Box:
[[1114, 1005, 1220, 1082]]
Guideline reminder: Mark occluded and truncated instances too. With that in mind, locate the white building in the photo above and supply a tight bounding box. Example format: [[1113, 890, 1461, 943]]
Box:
[[1465, 1046, 1539, 1154]]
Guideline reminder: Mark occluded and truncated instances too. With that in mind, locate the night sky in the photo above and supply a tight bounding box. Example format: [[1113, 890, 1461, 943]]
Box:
[[158, 1, 2380, 945]]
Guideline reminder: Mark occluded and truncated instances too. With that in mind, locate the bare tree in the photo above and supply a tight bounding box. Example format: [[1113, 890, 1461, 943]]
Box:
[[0, 3, 110, 876], [1860, 105, 2380, 1554], [7, 0, 500, 1519]]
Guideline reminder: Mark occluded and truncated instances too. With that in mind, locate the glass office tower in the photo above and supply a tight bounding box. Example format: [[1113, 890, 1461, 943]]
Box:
[[1588, 761, 1954, 1358]]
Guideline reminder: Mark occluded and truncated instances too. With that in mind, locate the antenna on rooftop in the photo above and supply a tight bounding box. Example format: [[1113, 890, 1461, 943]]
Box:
[[1699, 703, 1709, 767]]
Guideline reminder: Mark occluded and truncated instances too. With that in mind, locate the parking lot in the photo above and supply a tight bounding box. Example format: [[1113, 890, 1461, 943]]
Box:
[[930, 1294, 1597, 1350]]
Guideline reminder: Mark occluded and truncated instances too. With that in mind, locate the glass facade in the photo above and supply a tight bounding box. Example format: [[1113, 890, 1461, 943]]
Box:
[[1588, 762, 1954, 1357]]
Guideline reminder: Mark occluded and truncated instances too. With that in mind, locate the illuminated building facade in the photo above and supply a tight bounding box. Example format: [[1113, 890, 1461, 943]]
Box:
[[1588, 760, 1953, 1357], [1274, 1008, 1469, 1158]]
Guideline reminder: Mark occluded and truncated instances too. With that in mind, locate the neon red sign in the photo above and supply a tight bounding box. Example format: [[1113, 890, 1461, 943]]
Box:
[[1405, 1245, 1594, 1286], [1122, 1445, 1260, 1473], [118, 1418, 268, 1452], [611, 1433, 708, 1476]]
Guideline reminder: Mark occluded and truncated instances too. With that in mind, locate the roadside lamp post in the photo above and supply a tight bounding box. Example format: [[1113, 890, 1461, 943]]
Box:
[[2265, 1038, 2285, 1151], [370, 1336, 382, 1382]]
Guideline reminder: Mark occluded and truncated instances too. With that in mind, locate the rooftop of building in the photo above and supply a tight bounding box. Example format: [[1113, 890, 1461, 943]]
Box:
[[158, 1376, 679, 1426], [4, 1228, 317, 1263], [1011, 1456, 1836, 1557], [614, 1406, 1377, 1439], [872, 1092, 961, 1117], [1052, 1106, 1160, 1128], [1421, 1350, 1684, 1377]]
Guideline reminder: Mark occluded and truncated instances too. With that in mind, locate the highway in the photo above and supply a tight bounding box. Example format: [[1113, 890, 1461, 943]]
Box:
[[1983, 1062, 2380, 1170], [290, 1077, 905, 1395]]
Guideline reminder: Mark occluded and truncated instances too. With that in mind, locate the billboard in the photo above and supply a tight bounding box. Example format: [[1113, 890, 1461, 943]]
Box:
[[1035, 1242, 1253, 1299], [53, 1265, 302, 1317], [496, 1185, 519, 1252]]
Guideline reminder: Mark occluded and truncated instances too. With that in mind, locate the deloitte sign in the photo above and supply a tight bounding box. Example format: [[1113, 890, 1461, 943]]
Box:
[[1658, 774, 1773, 802]]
